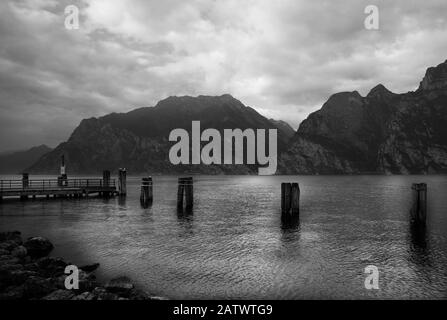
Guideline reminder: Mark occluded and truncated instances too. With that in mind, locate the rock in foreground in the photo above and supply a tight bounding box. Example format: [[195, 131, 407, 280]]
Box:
[[23, 237, 54, 258], [0, 231, 163, 300]]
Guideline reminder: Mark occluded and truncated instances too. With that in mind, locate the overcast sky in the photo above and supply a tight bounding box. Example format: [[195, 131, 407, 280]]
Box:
[[0, 0, 447, 151]]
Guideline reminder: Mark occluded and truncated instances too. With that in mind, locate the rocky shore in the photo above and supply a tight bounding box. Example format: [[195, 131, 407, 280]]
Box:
[[0, 231, 165, 300]]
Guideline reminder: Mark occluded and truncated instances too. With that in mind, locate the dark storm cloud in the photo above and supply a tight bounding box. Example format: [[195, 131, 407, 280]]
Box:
[[1, 0, 447, 150]]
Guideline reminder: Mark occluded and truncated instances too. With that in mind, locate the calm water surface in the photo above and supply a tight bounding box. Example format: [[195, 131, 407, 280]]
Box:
[[1, 175, 447, 299]]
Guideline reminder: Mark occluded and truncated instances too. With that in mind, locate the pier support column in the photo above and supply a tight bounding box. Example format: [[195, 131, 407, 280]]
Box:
[[281, 182, 300, 217], [177, 178, 185, 210], [103, 170, 110, 187], [118, 168, 127, 197], [281, 183, 291, 215], [185, 177, 193, 211], [140, 177, 153, 208], [177, 177, 193, 212], [59, 154, 67, 187], [20, 173, 29, 201], [291, 183, 300, 215], [22, 173, 29, 189], [102, 170, 111, 198], [411, 183, 427, 225]]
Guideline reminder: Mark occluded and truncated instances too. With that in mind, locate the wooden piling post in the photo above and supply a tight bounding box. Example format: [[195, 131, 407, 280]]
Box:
[[59, 155, 67, 187], [178, 177, 193, 211], [177, 178, 185, 210], [102, 170, 111, 198], [281, 183, 291, 215], [411, 183, 427, 225], [118, 168, 127, 196], [140, 177, 153, 207], [148, 177, 153, 202], [20, 173, 29, 200], [185, 177, 193, 211], [103, 170, 110, 187], [281, 182, 299, 216], [291, 183, 300, 215], [22, 173, 29, 189]]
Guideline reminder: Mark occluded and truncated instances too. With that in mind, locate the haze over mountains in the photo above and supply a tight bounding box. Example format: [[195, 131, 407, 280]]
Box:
[[13, 59, 447, 175], [0, 145, 52, 174]]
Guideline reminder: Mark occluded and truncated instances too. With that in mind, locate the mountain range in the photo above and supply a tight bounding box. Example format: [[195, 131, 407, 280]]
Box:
[[0, 145, 52, 174], [19, 59, 447, 175], [26, 94, 294, 174], [280, 60, 447, 174]]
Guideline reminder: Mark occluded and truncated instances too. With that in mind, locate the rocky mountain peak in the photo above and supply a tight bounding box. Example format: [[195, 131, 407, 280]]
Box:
[[367, 84, 394, 99], [321, 91, 364, 113], [155, 94, 241, 109], [418, 59, 447, 91]]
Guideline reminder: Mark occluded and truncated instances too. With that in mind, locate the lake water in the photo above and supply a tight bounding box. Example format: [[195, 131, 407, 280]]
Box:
[[1, 175, 447, 299]]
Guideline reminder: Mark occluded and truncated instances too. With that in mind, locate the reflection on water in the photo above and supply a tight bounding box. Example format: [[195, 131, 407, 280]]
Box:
[[281, 214, 300, 231], [177, 210, 194, 236], [118, 196, 127, 207], [410, 223, 428, 251], [0, 175, 447, 299], [408, 223, 432, 278]]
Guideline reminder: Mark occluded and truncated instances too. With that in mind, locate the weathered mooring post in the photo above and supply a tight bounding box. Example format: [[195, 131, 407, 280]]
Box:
[[118, 168, 127, 196], [411, 183, 427, 225], [185, 177, 193, 211], [291, 183, 300, 215], [103, 170, 110, 187], [177, 178, 185, 210], [140, 177, 153, 207], [22, 173, 29, 189], [281, 183, 291, 214], [177, 177, 193, 212], [102, 170, 111, 197], [281, 182, 300, 217], [58, 155, 67, 187], [20, 173, 29, 200]]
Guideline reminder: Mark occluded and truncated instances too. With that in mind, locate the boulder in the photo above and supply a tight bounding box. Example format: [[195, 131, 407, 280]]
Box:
[[11, 246, 27, 258], [23, 276, 56, 299], [0, 285, 25, 300], [9, 270, 39, 286], [0, 269, 13, 290], [36, 257, 67, 277], [42, 289, 76, 300], [79, 263, 100, 273], [149, 296, 169, 300], [0, 231, 22, 245], [0, 255, 19, 263], [0, 262, 23, 272], [104, 276, 134, 296], [0, 240, 19, 252], [128, 288, 153, 300], [51, 274, 65, 290], [23, 237, 54, 258], [77, 270, 99, 291], [22, 262, 40, 273], [92, 287, 119, 300], [72, 291, 95, 300]]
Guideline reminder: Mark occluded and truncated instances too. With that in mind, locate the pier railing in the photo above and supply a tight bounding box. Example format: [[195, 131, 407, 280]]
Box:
[[0, 179, 116, 191]]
